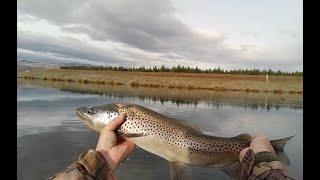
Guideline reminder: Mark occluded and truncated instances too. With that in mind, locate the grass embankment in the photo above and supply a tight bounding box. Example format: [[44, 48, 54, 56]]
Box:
[[23, 74, 123, 85], [17, 69, 303, 94]]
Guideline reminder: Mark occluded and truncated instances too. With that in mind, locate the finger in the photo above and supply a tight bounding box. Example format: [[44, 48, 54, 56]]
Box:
[[106, 115, 126, 131], [250, 136, 275, 154], [239, 148, 255, 180], [108, 140, 136, 161], [239, 147, 251, 162], [96, 131, 117, 151]]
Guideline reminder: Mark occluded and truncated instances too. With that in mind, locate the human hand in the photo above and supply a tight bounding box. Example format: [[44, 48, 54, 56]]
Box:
[[219, 134, 277, 180], [238, 134, 277, 180], [240, 133, 275, 161], [96, 115, 136, 170]]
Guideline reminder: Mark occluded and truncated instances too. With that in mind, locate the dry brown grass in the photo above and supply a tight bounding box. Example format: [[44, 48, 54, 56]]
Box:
[[129, 81, 161, 88], [187, 85, 195, 89], [67, 78, 76, 82], [108, 80, 116, 85], [96, 80, 105, 84], [145, 83, 161, 88], [214, 87, 228, 91], [273, 89, 283, 94], [36, 76, 123, 86], [168, 84, 175, 88], [17, 69, 303, 94], [129, 81, 139, 87], [107, 80, 123, 85], [244, 88, 260, 93], [23, 75, 36, 79], [78, 79, 89, 83], [288, 90, 303, 94]]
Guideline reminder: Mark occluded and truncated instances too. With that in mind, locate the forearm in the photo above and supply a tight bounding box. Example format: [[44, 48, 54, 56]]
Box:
[[48, 149, 116, 180]]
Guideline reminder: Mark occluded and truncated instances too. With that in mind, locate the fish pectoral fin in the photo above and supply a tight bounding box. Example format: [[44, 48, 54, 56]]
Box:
[[169, 162, 191, 180], [120, 133, 145, 138]]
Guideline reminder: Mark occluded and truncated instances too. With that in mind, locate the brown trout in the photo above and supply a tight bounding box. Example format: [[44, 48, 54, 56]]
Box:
[[76, 103, 293, 179]]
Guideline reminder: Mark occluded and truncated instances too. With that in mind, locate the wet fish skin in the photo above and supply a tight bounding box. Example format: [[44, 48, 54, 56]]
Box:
[[76, 103, 291, 168]]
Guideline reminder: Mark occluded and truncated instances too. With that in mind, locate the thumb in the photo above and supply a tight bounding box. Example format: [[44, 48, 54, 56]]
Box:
[[106, 114, 126, 131]]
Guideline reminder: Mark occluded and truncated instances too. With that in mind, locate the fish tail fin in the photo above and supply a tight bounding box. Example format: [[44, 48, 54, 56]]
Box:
[[276, 151, 291, 165], [270, 135, 294, 152]]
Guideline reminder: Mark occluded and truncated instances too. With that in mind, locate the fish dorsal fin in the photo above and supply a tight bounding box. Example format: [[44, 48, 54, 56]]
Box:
[[169, 162, 191, 180], [233, 133, 252, 141]]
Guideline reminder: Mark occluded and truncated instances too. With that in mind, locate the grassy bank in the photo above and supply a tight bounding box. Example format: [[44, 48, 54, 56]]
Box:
[[17, 69, 303, 94]]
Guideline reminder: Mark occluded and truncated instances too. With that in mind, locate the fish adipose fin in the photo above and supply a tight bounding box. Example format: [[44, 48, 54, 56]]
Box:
[[270, 135, 295, 152], [169, 162, 191, 180]]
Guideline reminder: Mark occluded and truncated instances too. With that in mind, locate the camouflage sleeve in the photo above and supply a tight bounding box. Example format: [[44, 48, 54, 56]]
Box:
[[240, 149, 294, 180], [48, 149, 116, 180]]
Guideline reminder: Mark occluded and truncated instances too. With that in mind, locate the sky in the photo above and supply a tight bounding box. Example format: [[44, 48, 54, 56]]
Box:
[[17, 0, 303, 72]]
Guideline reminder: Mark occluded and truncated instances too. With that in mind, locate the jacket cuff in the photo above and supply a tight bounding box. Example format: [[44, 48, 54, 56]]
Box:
[[78, 149, 114, 179]]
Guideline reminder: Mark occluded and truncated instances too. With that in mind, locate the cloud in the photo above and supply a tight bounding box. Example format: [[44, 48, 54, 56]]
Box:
[[17, 26, 195, 67], [17, 0, 302, 71], [17, 48, 102, 65], [17, 30, 133, 66], [18, 0, 244, 62]]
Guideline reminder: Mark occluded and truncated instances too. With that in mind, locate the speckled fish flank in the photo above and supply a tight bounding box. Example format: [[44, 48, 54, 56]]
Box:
[[76, 103, 293, 170]]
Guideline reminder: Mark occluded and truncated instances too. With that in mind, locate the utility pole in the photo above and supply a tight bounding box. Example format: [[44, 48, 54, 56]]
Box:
[[266, 73, 269, 91], [266, 73, 268, 82]]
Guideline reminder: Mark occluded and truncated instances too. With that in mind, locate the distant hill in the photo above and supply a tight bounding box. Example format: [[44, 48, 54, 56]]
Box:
[[17, 60, 60, 71]]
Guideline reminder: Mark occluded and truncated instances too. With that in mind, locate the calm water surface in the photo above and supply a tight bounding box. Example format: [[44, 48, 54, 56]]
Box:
[[17, 81, 303, 180]]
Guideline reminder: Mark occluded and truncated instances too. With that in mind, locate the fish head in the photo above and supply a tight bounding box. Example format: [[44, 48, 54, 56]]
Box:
[[76, 103, 121, 132]]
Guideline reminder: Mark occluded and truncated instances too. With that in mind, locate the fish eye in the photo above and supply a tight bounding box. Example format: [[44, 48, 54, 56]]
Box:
[[87, 109, 93, 115]]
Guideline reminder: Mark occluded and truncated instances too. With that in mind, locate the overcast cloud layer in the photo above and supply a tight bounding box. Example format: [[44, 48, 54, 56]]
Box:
[[17, 0, 302, 71]]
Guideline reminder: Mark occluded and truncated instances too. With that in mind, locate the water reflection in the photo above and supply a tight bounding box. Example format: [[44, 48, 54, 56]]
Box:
[[18, 79, 302, 110], [17, 128, 98, 180]]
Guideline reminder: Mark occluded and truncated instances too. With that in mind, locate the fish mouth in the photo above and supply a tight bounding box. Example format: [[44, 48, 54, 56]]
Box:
[[76, 107, 88, 119], [75, 107, 95, 129]]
